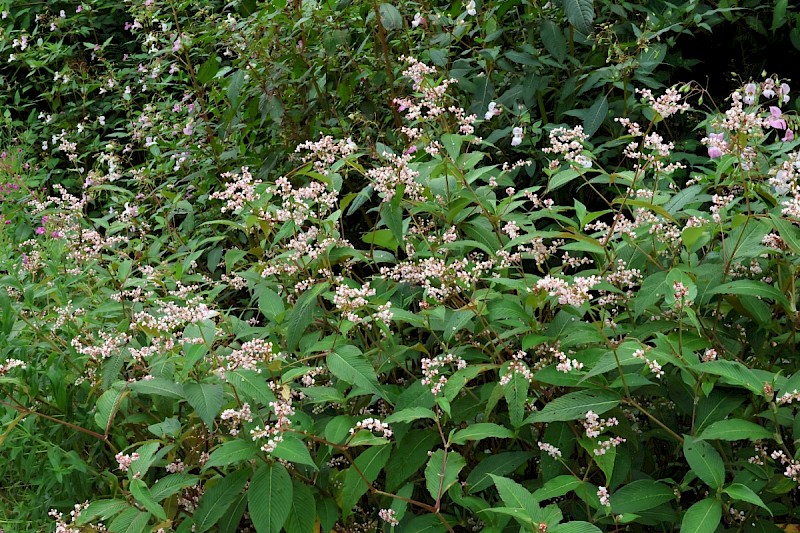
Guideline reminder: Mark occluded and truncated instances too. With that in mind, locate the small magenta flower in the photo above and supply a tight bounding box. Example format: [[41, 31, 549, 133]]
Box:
[[784, 129, 794, 142], [768, 106, 787, 130], [706, 132, 726, 159], [35, 226, 45, 235], [183, 122, 193, 136]]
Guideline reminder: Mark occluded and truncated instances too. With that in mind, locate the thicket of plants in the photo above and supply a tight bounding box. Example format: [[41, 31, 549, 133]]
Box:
[[1, 0, 800, 531]]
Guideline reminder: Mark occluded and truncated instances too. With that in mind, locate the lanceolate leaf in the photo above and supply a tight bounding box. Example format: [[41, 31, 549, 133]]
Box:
[[526, 390, 620, 423], [194, 469, 251, 532], [286, 282, 328, 350], [610, 480, 675, 514], [284, 480, 316, 533], [248, 463, 293, 533], [583, 94, 607, 137], [184, 382, 224, 429], [341, 445, 392, 518], [326, 346, 385, 399], [425, 450, 466, 501], [698, 419, 773, 441], [684, 436, 725, 490], [680, 498, 721, 533], [564, 0, 594, 35]]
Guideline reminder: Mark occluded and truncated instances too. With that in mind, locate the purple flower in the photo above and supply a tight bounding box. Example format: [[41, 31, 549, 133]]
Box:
[[744, 83, 757, 105], [768, 106, 787, 130], [708, 147, 723, 159], [784, 129, 794, 142], [35, 226, 45, 235]]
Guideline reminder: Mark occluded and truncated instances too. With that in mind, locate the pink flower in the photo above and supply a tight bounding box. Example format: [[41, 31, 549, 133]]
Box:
[[35, 226, 45, 235], [784, 129, 794, 142], [744, 83, 757, 105], [768, 106, 787, 130]]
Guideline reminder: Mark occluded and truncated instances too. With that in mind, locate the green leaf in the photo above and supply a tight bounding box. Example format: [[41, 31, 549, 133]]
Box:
[[489, 474, 539, 517], [698, 419, 773, 441], [76, 500, 130, 525], [706, 280, 790, 311], [129, 377, 184, 399], [194, 469, 251, 532], [378, 3, 403, 31], [286, 282, 328, 350], [549, 168, 581, 191], [380, 195, 404, 248], [583, 95, 607, 137], [129, 478, 166, 521], [634, 271, 668, 317], [466, 452, 534, 494], [327, 346, 385, 399], [94, 383, 127, 431], [226, 369, 276, 406], [284, 480, 316, 533], [772, 0, 789, 31], [451, 423, 514, 445], [724, 483, 772, 515], [384, 407, 437, 424], [504, 370, 529, 427], [680, 498, 721, 533], [564, 0, 594, 34], [610, 480, 675, 514], [540, 19, 567, 63], [532, 475, 582, 502], [684, 436, 725, 490], [108, 508, 149, 533], [150, 473, 200, 502], [770, 214, 800, 255], [693, 360, 766, 397], [386, 430, 439, 491], [248, 463, 293, 533], [184, 382, 224, 429], [551, 522, 603, 533], [425, 450, 466, 501], [526, 390, 620, 423], [342, 445, 392, 518], [203, 440, 261, 471], [271, 435, 318, 469]]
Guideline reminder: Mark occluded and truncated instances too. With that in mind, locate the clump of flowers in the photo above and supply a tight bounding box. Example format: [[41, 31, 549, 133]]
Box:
[[421, 353, 467, 395]]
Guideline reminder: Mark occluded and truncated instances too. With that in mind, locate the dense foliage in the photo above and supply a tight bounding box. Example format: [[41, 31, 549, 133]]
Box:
[[1, 0, 800, 532]]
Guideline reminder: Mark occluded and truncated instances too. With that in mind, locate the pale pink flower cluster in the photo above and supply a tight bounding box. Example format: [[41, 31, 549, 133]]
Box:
[[166, 459, 185, 473], [217, 339, 276, 377], [49, 502, 92, 533], [633, 348, 664, 379], [380, 256, 490, 302], [536, 274, 601, 307], [636, 87, 690, 118], [220, 403, 253, 436], [594, 436, 626, 456], [672, 281, 692, 310], [115, 452, 140, 472], [350, 417, 393, 438], [770, 450, 800, 482], [762, 233, 788, 250], [499, 351, 534, 385], [710, 193, 735, 223], [502, 221, 520, 239], [743, 77, 790, 105], [702, 348, 718, 362], [250, 397, 294, 453], [379, 509, 399, 526], [294, 136, 357, 175], [133, 294, 216, 333], [582, 411, 619, 439], [368, 152, 425, 203], [211, 166, 262, 213], [0, 358, 25, 376], [776, 389, 800, 405], [597, 486, 611, 507], [543, 126, 589, 168], [334, 281, 376, 322], [265, 176, 339, 227], [538, 441, 562, 459], [421, 353, 467, 395]]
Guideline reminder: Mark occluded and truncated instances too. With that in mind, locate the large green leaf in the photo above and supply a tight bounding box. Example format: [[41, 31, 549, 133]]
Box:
[[129, 377, 184, 399], [451, 423, 514, 445], [680, 498, 721, 533], [526, 390, 620, 423], [706, 280, 790, 311], [203, 440, 261, 471], [286, 282, 328, 350], [129, 478, 166, 521], [248, 463, 293, 533], [386, 430, 439, 491], [184, 382, 224, 429], [698, 419, 773, 441], [610, 480, 675, 514], [341, 445, 392, 518], [532, 475, 582, 502], [583, 94, 607, 137], [466, 452, 534, 494], [425, 450, 466, 501], [504, 370, 529, 427], [284, 480, 316, 533], [684, 436, 725, 490], [378, 3, 403, 31], [564, 0, 594, 34], [194, 469, 251, 532], [540, 19, 567, 63], [327, 346, 385, 398]]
